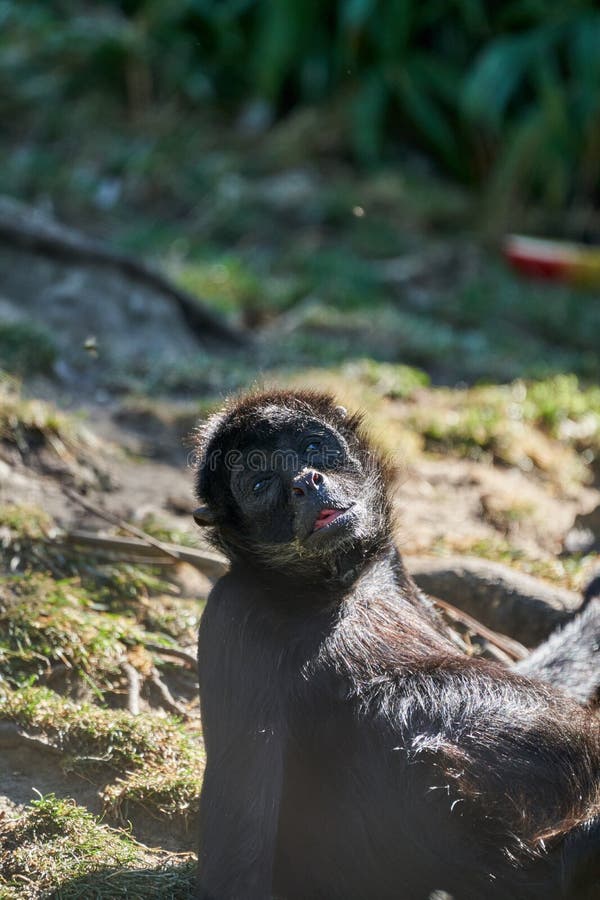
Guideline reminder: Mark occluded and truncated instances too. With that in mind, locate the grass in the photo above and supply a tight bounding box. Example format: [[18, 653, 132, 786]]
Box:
[[0, 685, 204, 787], [0, 562, 201, 698], [0, 573, 147, 689], [400, 376, 599, 490], [104, 765, 201, 828], [0, 684, 205, 850], [0, 499, 206, 875], [0, 507, 205, 892], [0, 687, 204, 823], [0, 502, 54, 544], [0, 793, 196, 899], [0, 372, 105, 478], [0, 499, 203, 719]]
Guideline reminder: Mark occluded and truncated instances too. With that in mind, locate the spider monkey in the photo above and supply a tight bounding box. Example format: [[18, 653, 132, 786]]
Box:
[[192, 390, 600, 900]]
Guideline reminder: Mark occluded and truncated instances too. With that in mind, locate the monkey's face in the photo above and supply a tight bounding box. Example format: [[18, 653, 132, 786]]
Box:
[[194, 394, 391, 574], [228, 421, 365, 548]]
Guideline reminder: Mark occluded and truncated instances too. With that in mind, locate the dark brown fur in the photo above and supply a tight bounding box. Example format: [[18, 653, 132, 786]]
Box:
[[194, 391, 600, 900]]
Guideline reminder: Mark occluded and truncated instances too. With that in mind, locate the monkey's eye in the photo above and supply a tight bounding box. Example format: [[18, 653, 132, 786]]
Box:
[[304, 439, 322, 454], [252, 475, 272, 493]]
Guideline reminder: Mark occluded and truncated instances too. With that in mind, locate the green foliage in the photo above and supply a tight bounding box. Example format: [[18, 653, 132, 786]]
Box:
[[2, 1, 600, 209], [463, 10, 600, 212]]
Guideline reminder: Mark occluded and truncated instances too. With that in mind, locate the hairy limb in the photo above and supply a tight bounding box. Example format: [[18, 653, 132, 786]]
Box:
[[514, 595, 600, 705]]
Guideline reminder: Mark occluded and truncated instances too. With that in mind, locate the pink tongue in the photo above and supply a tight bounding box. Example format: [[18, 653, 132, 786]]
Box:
[[314, 509, 342, 530]]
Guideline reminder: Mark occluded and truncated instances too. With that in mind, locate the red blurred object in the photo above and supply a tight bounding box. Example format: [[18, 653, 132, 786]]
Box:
[[503, 234, 600, 285]]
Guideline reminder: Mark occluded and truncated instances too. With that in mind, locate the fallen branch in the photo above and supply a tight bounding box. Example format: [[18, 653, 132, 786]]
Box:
[[406, 555, 581, 647], [64, 488, 186, 561], [59, 527, 227, 579], [149, 668, 190, 719], [0, 195, 246, 346]]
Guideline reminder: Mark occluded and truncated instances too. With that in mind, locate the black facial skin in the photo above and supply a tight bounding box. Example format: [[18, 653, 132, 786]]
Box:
[[228, 423, 358, 545], [193, 390, 600, 900]]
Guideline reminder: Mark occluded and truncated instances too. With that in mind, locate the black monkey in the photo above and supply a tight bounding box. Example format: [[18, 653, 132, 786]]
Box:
[[193, 390, 600, 900]]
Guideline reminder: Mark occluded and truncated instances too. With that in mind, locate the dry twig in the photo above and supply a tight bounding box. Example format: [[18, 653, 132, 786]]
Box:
[[431, 595, 528, 661], [149, 668, 190, 720], [120, 660, 141, 716], [143, 642, 198, 669]]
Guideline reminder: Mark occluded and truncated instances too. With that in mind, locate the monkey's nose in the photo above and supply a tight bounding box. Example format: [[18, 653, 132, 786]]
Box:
[[292, 469, 323, 497]]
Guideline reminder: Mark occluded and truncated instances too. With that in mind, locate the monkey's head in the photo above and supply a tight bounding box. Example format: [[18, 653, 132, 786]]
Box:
[[193, 390, 393, 585]]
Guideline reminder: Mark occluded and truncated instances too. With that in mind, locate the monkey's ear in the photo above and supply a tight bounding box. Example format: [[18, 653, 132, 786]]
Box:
[[193, 506, 217, 527], [335, 405, 348, 418]]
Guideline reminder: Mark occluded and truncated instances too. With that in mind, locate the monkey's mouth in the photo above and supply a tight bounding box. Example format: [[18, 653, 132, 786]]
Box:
[[312, 507, 351, 532]]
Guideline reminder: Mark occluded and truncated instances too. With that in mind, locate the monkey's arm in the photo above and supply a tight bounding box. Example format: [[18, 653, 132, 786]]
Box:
[[514, 597, 600, 705], [408, 664, 600, 889], [197, 579, 284, 900]]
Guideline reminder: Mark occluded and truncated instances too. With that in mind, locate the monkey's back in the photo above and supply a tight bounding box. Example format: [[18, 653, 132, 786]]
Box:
[[272, 591, 600, 900]]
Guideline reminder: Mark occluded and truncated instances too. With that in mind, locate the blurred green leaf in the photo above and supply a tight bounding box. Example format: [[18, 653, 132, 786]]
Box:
[[462, 28, 557, 128], [2, 0, 600, 213], [351, 68, 388, 164]]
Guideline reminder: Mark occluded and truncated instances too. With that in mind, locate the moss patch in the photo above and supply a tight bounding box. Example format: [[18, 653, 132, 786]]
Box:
[[0, 373, 107, 481], [0, 573, 163, 691], [403, 377, 599, 490], [105, 765, 201, 828], [0, 686, 203, 772], [0, 793, 195, 899]]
